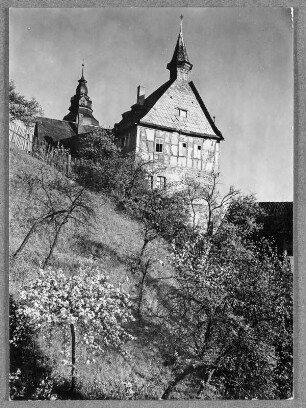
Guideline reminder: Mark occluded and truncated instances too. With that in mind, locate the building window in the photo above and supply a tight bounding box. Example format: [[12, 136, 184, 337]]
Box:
[[178, 108, 188, 118], [147, 175, 154, 189], [179, 141, 187, 156], [155, 138, 163, 153], [194, 144, 202, 159], [156, 176, 166, 189]]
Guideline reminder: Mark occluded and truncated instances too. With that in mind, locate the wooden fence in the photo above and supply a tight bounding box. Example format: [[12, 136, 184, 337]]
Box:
[[9, 120, 73, 178], [9, 121, 33, 152]]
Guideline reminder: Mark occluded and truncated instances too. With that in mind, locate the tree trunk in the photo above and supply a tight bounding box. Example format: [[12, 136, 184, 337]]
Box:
[[137, 259, 150, 317], [138, 237, 149, 264], [42, 220, 66, 269], [134, 232, 151, 318], [191, 200, 196, 230], [207, 204, 213, 236], [12, 209, 68, 260], [12, 222, 39, 259], [70, 323, 76, 393], [196, 367, 215, 397], [161, 365, 198, 400]]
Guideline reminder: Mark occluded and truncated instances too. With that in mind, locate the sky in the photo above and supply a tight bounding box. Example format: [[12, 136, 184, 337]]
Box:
[[9, 7, 293, 202]]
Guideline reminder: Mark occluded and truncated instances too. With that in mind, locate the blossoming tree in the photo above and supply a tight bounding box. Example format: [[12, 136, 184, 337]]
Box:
[[14, 266, 135, 392]]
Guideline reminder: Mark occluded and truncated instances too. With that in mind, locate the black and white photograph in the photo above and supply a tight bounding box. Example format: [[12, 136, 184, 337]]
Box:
[[8, 7, 293, 400]]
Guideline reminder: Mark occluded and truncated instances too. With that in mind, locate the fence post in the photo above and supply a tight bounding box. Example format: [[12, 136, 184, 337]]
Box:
[[67, 153, 71, 177], [9, 121, 34, 152]]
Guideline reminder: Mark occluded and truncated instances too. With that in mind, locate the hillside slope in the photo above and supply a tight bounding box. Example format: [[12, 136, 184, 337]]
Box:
[[9, 143, 175, 399], [10, 143, 174, 289]]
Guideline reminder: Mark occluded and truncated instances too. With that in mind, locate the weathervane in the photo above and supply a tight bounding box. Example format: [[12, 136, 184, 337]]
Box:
[[180, 14, 183, 33], [81, 58, 85, 78]]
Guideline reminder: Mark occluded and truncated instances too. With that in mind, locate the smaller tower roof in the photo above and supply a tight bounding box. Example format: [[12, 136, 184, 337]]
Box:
[[75, 64, 88, 96], [63, 64, 99, 127], [167, 15, 193, 78]]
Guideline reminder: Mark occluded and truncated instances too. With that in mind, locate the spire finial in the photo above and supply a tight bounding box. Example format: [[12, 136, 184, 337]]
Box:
[[180, 14, 183, 34], [81, 61, 84, 79]]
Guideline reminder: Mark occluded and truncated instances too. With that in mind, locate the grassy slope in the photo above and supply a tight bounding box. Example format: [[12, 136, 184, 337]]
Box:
[[10, 143, 173, 286], [9, 143, 175, 399]]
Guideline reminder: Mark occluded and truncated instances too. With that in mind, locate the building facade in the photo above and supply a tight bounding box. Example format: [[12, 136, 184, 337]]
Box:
[[114, 20, 224, 187]]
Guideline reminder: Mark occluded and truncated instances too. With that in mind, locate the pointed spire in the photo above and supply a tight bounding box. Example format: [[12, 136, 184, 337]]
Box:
[[167, 16, 193, 81], [81, 63, 84, 80], [63, 65, 99, 127]]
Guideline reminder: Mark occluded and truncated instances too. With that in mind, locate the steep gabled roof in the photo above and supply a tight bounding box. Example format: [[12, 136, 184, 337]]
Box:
[[259, 201, 293, 215], [115, 18, 223, 140], [35, 117, 78, 143], [258, 201, 293, 235], [114, 80, 173, 134], [34, 117, 99, 148], [115, 79, 223, 140]]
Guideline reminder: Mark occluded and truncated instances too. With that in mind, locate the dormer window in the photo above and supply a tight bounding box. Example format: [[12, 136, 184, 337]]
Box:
[[178, 108, 188, 118]]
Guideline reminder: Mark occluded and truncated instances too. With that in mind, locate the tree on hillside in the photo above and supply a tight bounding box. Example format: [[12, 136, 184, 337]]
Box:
[[9, 80, 43, 127], [11, 169, 95, 268], [74, 127, 117, 160], [73, 129, 150, 200], [225, 194, 266, 238], [128, 173, 238, 319], [12, 266, 134, 393], [158, 195, 292, 400], [128, 186, 190, 317], [182, 173, 239, 233]]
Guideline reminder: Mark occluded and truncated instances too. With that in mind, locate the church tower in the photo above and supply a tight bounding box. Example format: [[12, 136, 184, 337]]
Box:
[[63, 64, 99, 127]]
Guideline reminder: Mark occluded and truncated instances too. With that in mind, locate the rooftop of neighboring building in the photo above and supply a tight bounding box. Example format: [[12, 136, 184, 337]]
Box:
[[258, 201, 293, 255], [34, 117, 100, 152]]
